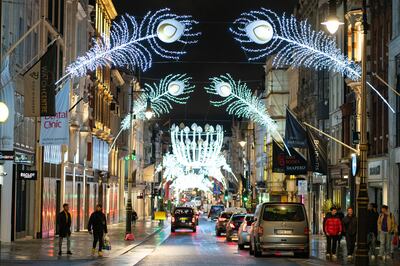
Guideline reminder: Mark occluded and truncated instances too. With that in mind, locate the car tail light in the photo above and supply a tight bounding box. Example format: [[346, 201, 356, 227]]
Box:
[[218, 217, 226, 222], [304, 226, 310, 235], [192, 217, 196, 223], [229, 223, 235, 229], [172, 217, 175, 223], [258, 226, 263, 235]]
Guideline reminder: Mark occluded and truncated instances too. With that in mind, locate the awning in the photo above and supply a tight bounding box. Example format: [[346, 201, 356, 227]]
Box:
[[143, 164, 155, 182]]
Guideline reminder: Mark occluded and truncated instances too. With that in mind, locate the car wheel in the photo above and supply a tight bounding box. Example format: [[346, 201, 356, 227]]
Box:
[[193, 227, 196, 233], [226, 236, 231, 242], [254, 241, 262, 257], [249, 239, 254, 255], [216, 230, 221, 236], [238, 243, 245, 250], [295, 249, 310, 258], [171, 227, 175, 233]]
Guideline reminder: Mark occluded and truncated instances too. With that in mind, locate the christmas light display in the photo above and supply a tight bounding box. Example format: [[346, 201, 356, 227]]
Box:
[[205, 74, 277, 132], [170, 174, 213, 193], [109, 74, 194, 152], [57, 8, 200, 84], [170, 123, 224, 169], [231, 8, 394, 113]]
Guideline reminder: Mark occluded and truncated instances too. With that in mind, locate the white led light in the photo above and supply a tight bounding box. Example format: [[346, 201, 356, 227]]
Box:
[[216, 82, 232, 97], [245, 20, 274, 44], [157, 19, 185, 43], [168, 81, 185, 96], [0, 102, 9, 123]]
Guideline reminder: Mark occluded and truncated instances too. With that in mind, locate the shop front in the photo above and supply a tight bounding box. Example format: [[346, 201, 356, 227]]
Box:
[[367, 158, 388, 208]]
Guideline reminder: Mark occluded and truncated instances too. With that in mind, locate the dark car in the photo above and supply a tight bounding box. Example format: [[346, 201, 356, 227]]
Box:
[[215, 211, 232, 236], [226, 213, 246, 241], [171, 207, 197, 233], [208, 205, 224, 220]]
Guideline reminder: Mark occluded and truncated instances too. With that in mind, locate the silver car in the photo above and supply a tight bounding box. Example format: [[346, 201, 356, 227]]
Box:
[[249, 202, 309, 258], [237, 214, 254, 249]]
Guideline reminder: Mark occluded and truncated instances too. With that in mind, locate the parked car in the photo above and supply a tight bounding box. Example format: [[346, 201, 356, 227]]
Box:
[[215, 211, 233, 236], [171, 207, 197, 233], [238, 214, 254, 249], [226, 213, 246, 241], [208, 205, 225, 220], [249, 202, 309, 258]]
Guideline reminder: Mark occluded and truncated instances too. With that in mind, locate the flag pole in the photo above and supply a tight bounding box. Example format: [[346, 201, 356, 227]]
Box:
[[303, 122, 358, 154]]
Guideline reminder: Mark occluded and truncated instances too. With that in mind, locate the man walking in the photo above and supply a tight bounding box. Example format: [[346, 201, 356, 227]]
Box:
[[378, 205, 396, 260], [342, 207, 357, 259], [88, 204, 108, 257], [323, 206, 342, 259], [57, 203, 72, 256], [367, 203, 379, 258]]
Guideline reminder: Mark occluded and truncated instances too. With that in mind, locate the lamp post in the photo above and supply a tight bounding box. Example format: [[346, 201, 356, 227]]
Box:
[[321, 0, 344, 34], [354, 1, 369, 265]]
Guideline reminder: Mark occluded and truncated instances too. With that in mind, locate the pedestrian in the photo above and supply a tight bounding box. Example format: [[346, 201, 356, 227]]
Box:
[[342, 207, 357, 259], [57, 203, 72, 256], [367, 203, 379, 259], [88, 204, 108, 257], [323, 206, 342, 259], [377, 205, 396, 260], [132, 209, 138, 226]]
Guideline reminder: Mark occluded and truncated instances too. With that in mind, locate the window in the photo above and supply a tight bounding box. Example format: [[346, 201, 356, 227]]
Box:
[[263, 204, 305, 221]]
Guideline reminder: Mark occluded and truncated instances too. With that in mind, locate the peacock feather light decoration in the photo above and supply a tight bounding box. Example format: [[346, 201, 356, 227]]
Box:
[[57, 8, 200, 85], [231, 8, 394, 112], [109, 73, 194, 152]]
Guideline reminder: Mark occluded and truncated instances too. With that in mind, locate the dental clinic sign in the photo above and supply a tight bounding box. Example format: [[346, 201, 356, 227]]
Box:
[[40, 80, 70, 145]]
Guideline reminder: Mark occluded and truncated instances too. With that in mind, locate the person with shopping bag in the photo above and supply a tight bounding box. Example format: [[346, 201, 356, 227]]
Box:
[[377, 205, 396, 260], [88, 204, 108, 257]]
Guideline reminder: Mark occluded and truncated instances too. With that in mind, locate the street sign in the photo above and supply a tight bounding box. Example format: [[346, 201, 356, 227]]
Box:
[[18, 170, 37, 180], [0, 150, 14, 160], [297, 180, 308, 195]]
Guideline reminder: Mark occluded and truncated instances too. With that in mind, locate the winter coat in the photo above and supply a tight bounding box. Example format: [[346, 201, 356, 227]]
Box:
[[378, 212, 397, 233], [343, 215, 357, 236], [57, 211, 72, 237], [323, 212, 342, 236], [367, 210, 379, 235], [88, 211, 108, 234]]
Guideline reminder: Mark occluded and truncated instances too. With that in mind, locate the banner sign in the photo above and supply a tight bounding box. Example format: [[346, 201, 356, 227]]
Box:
[[40, 80, 70, 145], [23, 61, 41, 116], [285, 108, 308, 148], [285, 148, 307, 175], [272, 141, 307, 175], [18, 170, 37, 180], [307, 128, 328, 175], [39, 43, 57, 116]]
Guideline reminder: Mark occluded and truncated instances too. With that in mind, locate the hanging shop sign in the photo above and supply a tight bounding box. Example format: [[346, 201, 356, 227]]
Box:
[[333, 178, 348, 187], [0, 150, 14, 160], [18, 170, 37, 180], [351, 153, 359, 177]]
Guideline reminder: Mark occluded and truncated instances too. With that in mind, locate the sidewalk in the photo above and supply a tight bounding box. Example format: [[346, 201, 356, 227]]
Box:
[[0, 220, 167, 264], [310, 234, 400, 265]]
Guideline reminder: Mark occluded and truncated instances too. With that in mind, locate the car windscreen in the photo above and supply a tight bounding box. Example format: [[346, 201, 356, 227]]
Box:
[[210, 206, 224, 215], [263, 205, 305, 222], [245, 215, 254, 222], [221, 212, 232, 219], [174, 208, 193, 216], [232, 215, 245, 223]]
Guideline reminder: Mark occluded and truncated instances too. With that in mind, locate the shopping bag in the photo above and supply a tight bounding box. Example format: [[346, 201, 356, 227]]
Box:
[[392, 234, 398, 247], [103, 234, 112, 250]]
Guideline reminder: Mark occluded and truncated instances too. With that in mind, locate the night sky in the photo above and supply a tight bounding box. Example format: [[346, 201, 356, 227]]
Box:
[[113, 0, 298, 130]]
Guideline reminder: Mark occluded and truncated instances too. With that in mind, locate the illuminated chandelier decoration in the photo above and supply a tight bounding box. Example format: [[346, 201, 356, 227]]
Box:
[[170, 123, 224, 169], [231, 8, 394, 112], [170, 174, 214, 193], [56, 8, 200, 85], [109, 74, 194, 152]]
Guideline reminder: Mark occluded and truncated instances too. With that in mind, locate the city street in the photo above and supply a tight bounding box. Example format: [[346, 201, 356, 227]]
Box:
[[2, 217, 400, 265]]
